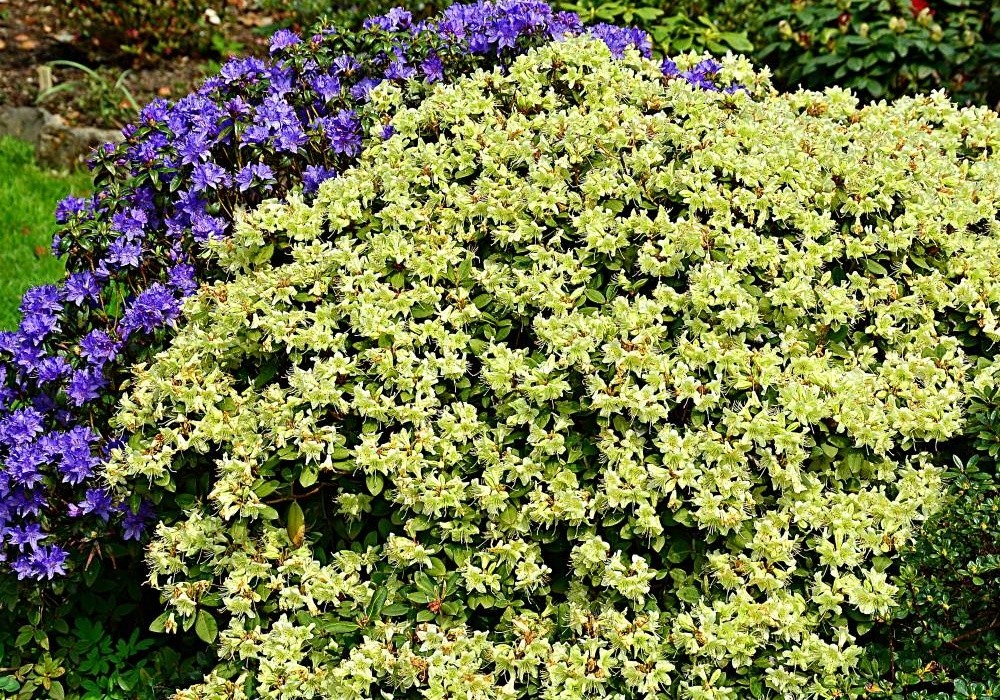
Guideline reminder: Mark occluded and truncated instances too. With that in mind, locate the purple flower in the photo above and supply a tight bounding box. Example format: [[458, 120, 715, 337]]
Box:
[[168, 263, 198, 296], [0, 408, 45, 447], [7, 522, 46, 552], [384, 60, 417, 81], [66, 367, 107, 407], [20, 285, 63, 316], [269, 29, 301, 53], [119, 284, 180, 338], [421, 53, 444, 83], [365, 7, 413, 31], [80, 329, 119, 366], [332, 54, 360, 76], [549, 11, 583, 38], [191, 162, 232, 192], [349, 77, 382, 101], [140, 98, 170, 125], [9, 487, 47, 517], [36, 356, 70, 384], [107, 236, 144, 268], [219, 56, 267, 83], [191, 213, 228, 242], [317, 110, 362, 156], [303, 165, 337, 194], [235, 163, 276, 192], [310, 72, 342, 103], [54, 195, 90, 224], [27, 545, 68, 579], [120, 501, 156, 541], [6, 442, 44, 488], [19, 312, 59, 344], [68, 488, 114, 521], [177, 131, 212, 166]]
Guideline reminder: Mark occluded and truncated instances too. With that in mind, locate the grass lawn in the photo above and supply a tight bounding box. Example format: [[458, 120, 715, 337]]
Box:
[[0, 137, 91, 330]]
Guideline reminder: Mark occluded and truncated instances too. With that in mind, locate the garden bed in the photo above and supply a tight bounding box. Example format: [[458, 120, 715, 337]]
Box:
[[0, 0, 272, 130]]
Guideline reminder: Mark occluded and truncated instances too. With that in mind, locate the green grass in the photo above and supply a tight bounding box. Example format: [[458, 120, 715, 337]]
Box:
[[0, 137, 92, 330]]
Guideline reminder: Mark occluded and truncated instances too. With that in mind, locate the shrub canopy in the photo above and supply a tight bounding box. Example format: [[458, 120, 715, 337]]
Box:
[[107, 36, 1000, 699], [0, 1, 656, 582]]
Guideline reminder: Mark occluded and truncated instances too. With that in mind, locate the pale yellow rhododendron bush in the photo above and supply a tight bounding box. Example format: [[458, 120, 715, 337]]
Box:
[[104, 37, 1000, 700]]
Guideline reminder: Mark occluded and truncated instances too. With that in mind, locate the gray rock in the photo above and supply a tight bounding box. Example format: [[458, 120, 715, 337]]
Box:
[[0, 106, 61, 147], [0, 105, 121, 170], [36, 121, 121, 170]]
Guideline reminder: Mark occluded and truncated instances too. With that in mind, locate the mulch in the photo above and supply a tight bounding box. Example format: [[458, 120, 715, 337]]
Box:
[[0, 0, 278, 129]]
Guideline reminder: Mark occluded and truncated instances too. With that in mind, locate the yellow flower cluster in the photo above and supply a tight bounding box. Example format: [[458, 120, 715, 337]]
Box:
[[107, 36, 999, 700]]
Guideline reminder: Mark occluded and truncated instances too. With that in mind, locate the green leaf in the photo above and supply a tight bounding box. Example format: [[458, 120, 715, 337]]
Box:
[[149, 612, 171, 634], [720, 32, 754, 52], [427, 557, 448, 577], [415, 571, 437, 595], [667, 540, 690, 564], [287, 501, 306, 548], [677, 585, 701, 604], [631, 6, 662, 20], [194, 610, 218, 645], [381, 603, 409, 616], [298, 465, 319, 488], [367, 586, 388, 619], [323, 621, 360, 635]]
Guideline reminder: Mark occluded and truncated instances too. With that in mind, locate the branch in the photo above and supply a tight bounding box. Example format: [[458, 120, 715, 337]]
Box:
[[944, 614, 1000, 649]]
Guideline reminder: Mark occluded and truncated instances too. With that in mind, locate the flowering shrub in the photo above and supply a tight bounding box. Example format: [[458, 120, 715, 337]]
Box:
[[0, 5, 690, 697], [106, 36, 999, 698], [0, 1, 656, 586], [867, 360, 1000, 694], [752, 0, 999, 104]]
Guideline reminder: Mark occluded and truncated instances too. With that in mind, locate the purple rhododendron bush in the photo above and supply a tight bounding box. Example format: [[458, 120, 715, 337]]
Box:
[[2, 0, 1000, 698]]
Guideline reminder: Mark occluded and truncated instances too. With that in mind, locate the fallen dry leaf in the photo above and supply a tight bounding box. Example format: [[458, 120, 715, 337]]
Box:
[[157, 86, 172, 97], [238, 13, 274, 27]]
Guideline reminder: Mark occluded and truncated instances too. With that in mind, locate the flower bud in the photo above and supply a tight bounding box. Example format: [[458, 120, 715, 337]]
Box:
[[858, 22, 870, 38]]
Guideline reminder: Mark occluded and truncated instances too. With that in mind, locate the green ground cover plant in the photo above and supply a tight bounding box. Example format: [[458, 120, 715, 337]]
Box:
[[105, 36, 999, 698], [0, 138, 89, 331]]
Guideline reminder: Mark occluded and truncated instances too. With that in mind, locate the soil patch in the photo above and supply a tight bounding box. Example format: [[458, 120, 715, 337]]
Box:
[[0, 0, 277, 130]]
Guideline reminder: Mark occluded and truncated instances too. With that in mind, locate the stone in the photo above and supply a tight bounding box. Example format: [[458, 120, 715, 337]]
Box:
[[36, 121, 121, 170], [0, 106, 121, 170]]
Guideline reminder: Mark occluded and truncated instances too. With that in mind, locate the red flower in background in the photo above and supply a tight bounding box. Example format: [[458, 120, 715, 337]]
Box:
[[910, 0, 934, 16]]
